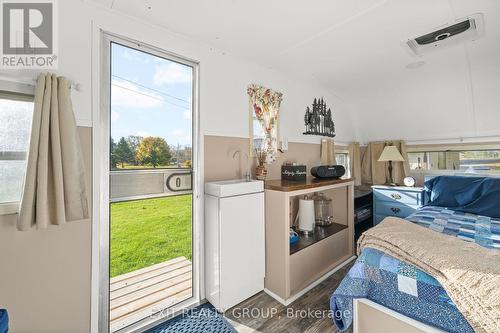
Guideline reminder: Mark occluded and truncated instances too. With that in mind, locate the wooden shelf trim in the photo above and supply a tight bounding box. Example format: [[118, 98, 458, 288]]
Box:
[[265, 177, 353, 192]]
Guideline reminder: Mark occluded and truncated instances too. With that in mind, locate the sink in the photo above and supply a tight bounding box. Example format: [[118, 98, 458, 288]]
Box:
[[205, 179, 264, 197]]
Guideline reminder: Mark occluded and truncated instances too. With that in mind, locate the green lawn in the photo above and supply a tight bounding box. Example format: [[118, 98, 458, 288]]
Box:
[[110, 195, 192, 278]]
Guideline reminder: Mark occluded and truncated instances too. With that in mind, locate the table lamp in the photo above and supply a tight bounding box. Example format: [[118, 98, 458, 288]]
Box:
[[378, 145, 405, 186]]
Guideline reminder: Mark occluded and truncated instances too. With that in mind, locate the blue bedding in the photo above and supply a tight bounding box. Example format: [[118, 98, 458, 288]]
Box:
[[0, 309, 8, 333], [331, 248, 473, 332], [424, 176, 500, 218], [330, 205, 499, 332], [407, 206, 500, 249]]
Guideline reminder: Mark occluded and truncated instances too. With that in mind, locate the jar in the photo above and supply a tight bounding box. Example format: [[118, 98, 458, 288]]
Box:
[[312, 192, 334, 226]]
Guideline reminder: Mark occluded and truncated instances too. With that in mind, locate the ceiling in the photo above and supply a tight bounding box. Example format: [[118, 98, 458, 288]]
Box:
[[89, 0, 500, 141]]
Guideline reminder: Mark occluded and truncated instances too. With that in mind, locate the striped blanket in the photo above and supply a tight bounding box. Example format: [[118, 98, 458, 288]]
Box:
[[406, 206, 500, 249]]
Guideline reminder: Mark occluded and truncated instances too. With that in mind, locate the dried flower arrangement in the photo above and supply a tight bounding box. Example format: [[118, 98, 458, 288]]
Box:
[[254, 148, 267, 166], [254, 147, 268, 180]]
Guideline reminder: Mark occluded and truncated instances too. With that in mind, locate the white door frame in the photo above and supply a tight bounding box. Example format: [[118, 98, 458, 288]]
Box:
[[92, 30, 202, 333]]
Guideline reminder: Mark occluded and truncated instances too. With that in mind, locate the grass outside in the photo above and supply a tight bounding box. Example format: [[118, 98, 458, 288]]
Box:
[[110, 195, 192, 278]]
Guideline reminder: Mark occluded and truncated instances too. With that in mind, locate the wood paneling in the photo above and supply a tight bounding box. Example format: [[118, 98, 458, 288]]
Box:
[[110, 257, 192, 332]]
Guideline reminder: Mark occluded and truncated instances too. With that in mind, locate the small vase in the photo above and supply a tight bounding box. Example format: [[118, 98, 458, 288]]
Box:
[[255, 164, 267, 180]]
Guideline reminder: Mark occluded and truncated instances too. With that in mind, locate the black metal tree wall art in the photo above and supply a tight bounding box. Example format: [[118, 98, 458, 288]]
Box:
[[303, 98, 335, 137]]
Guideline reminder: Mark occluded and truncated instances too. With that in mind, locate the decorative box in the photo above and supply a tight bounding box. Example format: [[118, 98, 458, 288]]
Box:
[[281, 165, 307, 181]]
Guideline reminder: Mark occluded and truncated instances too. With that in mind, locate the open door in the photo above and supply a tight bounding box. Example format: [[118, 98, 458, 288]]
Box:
[[98, 33, 200, 333]]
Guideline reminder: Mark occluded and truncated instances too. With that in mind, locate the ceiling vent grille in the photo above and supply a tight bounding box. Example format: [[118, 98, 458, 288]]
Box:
[[404, 13, 484, 56]]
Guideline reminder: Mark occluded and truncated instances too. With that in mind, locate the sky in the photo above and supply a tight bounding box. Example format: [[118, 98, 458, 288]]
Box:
[[111, 43, 193, 147]]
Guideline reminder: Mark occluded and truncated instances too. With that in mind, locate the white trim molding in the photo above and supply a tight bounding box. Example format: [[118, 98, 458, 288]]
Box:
[[91, 28, 202, 333], [0, 202, 19, 216]]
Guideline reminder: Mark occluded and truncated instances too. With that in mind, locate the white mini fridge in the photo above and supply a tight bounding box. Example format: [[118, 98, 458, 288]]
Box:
[[204, 179, 265, 311]]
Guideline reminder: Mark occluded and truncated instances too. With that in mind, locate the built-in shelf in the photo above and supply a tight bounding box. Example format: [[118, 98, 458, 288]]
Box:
[[290, 222, 347, 255], [264, 178, 354, 304]]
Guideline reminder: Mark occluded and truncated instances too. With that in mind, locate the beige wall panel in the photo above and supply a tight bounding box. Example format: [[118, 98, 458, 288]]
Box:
[[205, 135, 349, 182], [0, 127, 92, 333]]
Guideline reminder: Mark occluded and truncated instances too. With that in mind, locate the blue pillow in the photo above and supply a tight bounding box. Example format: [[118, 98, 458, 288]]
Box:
[[461, 178, 500, 218], [424, 176, 500, 218], [424, 176, 484, 207], [0, 309, 8, 333]]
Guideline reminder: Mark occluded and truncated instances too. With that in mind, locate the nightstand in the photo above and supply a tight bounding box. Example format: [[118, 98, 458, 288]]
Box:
[[372, 185, 426, 225]]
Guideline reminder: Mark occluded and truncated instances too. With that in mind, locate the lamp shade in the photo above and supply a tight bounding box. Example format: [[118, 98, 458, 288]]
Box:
[[378, 146, 405, 162]]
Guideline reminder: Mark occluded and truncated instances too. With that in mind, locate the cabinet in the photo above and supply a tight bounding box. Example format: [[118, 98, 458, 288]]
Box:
[[264, 178, 354, 305], [205, 180, 265, 311], [354, 186, 373, 241], [372, 185, 425, 225]]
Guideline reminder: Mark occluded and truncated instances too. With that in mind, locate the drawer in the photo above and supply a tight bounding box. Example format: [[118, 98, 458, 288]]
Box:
[[374, 189, 422, 206], [374, 201, 419, 219]]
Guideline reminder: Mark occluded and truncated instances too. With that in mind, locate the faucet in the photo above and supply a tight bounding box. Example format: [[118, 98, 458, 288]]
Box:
[[232, 150, 251, 182]]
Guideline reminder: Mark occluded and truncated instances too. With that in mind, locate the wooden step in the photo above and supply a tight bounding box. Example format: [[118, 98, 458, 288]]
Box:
[[110, 279, 192, 321], [111, 271, 192, 310], [111, 259, 191, 292], [111, 265, 192, 300], [109, 257, 193, 332], [111, 256, 187, 284], [110, 287, 192, 332]]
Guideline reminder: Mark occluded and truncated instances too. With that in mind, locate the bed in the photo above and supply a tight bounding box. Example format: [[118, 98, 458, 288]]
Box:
[[331, 175, 500, 333]]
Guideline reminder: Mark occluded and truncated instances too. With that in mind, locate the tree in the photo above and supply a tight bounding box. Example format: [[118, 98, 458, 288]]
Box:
[[110, 138, 117, 169], [114, 137, 135, 168], [126, 135, 143, 165], [136, 136, 172, 168]]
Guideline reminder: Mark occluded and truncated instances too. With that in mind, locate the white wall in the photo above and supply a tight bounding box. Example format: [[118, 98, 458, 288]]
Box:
[[0, 0, 357, 144], [337, 0, 500, 144], [344, 43, 500, 144]]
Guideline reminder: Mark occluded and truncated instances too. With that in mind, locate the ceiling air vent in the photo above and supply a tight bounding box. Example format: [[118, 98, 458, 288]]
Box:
[[404, 13, 484, 56]]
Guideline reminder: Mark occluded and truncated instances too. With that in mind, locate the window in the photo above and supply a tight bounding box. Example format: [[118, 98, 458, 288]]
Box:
[[408, 149, 500, 173], [251, 115, 266, 152], [336, 151, 351, 177], [0, 91, 34, 213], [110, 43, 193, 170]]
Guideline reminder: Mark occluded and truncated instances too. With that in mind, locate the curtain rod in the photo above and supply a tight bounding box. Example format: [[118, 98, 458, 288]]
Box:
[[29, 78, 82, 92], [0, 77, 81, 92]]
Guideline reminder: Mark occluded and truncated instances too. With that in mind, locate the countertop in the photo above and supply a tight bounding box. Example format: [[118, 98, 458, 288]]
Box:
[[264, 177, 353, 192]]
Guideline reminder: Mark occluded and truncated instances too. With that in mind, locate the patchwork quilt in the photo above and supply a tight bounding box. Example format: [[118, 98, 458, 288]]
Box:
[[330, 206, 499, 332], [406, 206, 500, 249]]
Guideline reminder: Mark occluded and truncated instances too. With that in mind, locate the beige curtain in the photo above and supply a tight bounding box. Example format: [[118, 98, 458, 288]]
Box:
[[18, 73, 89, 231], [361, 140, 410, 185], [320, 138, 336, 165], [349, 142, 362, 186]]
